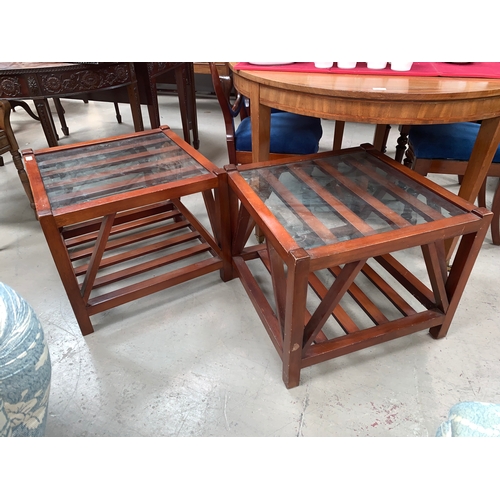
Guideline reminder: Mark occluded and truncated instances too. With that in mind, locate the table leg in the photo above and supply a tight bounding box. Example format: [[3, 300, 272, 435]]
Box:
[[126, 82, 144, 133], [53, 98, 69, 136], [373, 124, 391, 152], [445, 116, 500, 259], [281, 248, 310, 389], [38, 214, 95, 335], [34, 99, 59, 147], [174, 65, 191, 144], [185, 63, 200, 150], [431, 208, 492, 339], [249, 89, 271, 163]]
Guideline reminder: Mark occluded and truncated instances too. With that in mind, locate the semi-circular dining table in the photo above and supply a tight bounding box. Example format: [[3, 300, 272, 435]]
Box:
[[230, 63, 500, 257]]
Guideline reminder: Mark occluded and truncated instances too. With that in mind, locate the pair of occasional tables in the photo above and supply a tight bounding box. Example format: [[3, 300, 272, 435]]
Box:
[[22, 127, 491, 388]]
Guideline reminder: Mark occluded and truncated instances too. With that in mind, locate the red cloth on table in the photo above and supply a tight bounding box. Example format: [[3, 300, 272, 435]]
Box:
[[234, 62, 500, 78]]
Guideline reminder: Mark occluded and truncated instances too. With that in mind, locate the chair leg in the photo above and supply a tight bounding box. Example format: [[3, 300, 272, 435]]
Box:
[[333, 120, 345, 150], [490, 179, 500, 245], [395, 125, 411, 163], [114, 102, 122, 124]]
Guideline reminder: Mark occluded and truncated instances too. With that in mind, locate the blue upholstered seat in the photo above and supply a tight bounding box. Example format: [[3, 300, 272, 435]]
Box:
[[235, 111, 323, 156], [409, 122, 500, 162]]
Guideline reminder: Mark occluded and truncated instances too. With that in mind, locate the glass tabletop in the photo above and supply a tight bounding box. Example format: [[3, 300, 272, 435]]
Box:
[[33, 131, 211, 210], [241, 151, 468, 250]]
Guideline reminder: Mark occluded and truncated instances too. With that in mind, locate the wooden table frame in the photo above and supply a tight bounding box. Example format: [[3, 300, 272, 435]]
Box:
[[230, 64, 500, 259], [22, 126, 231, 335], [0, 62, 144, 148], [224, 146, 492, 388]]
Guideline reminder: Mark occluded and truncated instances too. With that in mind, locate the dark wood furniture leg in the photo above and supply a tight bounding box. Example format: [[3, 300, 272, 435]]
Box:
[[53, 98, 69, 136], [0, 100, 35, 208], [174, 64, 200, 149], [34, 99, 59, 147], [395, 125, 411, 163]]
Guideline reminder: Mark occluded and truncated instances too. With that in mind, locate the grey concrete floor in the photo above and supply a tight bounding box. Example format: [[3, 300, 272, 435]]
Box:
[[1, 95, 500, 437]]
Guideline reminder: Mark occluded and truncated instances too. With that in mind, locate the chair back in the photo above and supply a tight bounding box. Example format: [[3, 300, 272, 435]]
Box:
[[209, 63, 324, 165]]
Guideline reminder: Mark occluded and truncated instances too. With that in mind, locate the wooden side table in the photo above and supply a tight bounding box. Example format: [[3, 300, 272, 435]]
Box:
[[22, 126, 231, 335], [225, 145, 492, 388]]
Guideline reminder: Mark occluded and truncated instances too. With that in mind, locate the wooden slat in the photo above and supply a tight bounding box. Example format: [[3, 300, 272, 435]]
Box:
[[259, 169, 338, 243], [328, 266, 389, 325], [40, 145, 183, 177], [48, 163, 203, 204], [68, 219, 191, 261], [65, 208, 181, 249], [290, 165, 376, 236], [173, 198, 222, 257], [61, 201, 176, 240], [267, 242, 287, 334], [307, 271, 359, 334], [233, 202, 256, 254], [43, 150, 196, 186], [258, 248, 329, 343], [315, 159, 413, 229], [301, 310, 444, 367], [73, 231, 201, 276], [81, 214, 116, 302], [233, 255, 283, 355], [90, 243, 211, 289], [422, 242, 449, 313], [374, 254, 436, 309], [87, 257, 222, 315], [361, 262, 418, 317], [303, 259, 366, 349], [36, 134, 169, 168], [343, 155, 447, 222]]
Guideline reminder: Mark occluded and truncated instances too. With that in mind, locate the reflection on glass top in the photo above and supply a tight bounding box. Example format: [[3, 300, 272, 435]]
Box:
[[241, 151, 468, 250], [34, 132, 211, 210]]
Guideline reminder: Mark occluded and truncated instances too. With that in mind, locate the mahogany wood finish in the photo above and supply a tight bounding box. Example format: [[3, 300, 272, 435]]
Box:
[[0, 100, 34, 208], [22, 126, 231, 335], [225, 146, 491, 388], [230, 64, 500, 258]]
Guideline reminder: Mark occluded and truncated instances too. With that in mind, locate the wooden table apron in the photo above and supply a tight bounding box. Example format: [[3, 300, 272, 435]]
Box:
[[0, 62, 144, 148], [231, 66, 500, 230]]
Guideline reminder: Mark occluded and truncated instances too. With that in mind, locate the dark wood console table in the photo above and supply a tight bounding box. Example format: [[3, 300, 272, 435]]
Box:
[[0, 62, 199, 149], [0, 62, 144, 148]]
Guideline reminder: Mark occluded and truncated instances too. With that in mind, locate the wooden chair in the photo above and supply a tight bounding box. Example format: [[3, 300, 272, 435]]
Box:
[[0, 100, 34, 209], [404, 122, 500, 244], [209, 62, 344, 164]]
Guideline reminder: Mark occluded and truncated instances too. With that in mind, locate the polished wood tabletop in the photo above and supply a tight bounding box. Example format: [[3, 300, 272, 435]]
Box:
[[230, 63, 500, 257]]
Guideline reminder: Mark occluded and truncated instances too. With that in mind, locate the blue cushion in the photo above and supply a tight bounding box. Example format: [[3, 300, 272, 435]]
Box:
[[235, 112, 322, 155], [409, 122, 500, 163]]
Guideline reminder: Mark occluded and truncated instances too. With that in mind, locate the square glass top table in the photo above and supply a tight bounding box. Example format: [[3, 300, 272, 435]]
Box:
[[226, 145, 492, 388], [22, 127, 231, 335]]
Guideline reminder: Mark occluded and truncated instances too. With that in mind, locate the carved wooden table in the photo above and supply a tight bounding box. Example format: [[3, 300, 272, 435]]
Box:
[[231, 64, 500, 258], [225, 146, 491, 388], [71, 62, 200, 149], [0, 62, 144, 148], [22, 126, 230, 335]]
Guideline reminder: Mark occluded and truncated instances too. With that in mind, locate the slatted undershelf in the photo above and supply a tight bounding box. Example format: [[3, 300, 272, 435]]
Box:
[[61, 199, 223, 318], [234, 240, 446, 370]]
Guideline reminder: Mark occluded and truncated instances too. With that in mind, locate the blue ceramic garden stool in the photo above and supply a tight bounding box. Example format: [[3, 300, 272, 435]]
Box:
[[436, 402, 500, 437], [0, 282, 51, 437]]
